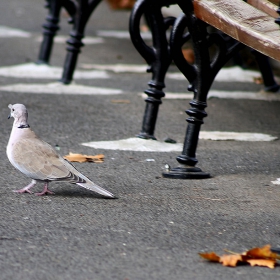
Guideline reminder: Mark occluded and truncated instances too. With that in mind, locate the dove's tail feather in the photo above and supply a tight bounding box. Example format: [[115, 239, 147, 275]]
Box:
[[62, 158, 115, 198], [76, 180, 115, 198]]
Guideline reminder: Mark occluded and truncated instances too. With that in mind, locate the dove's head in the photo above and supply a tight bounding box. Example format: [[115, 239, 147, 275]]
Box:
[[8, 104, 29, 128]]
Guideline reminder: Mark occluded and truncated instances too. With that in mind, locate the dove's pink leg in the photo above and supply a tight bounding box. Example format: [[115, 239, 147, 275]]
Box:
[[35, 183, 54, 196], [13, 180, 36, 194]]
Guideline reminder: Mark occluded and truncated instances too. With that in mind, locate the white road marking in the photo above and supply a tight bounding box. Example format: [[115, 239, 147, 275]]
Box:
[[82, 133, 277, 152], [199, 131, 277, 141], [96, 30, 152, 40], [0, 82, 123, 95], [0, 63, 109, 79], [80, 64, 148, 73], [167, 66, 262, 83], [140, 90, 280, 101], [0, 25, 31, 37], [82, 137, 183, 152], [35, 35, 104, 44], [271, 178, 280, 185]]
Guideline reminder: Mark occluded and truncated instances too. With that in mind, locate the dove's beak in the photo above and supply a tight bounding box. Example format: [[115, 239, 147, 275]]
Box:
[[8, 114, 11, 119]]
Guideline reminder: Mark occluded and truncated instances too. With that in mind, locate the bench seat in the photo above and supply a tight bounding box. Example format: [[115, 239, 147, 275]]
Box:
[[193, 0, 280, 61]]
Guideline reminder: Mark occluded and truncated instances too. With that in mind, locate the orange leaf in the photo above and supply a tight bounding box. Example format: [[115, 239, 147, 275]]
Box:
[[64, 153, 104, 163], [244, 244, 278, 260], [247, 259, 276, 269], [182, 49, 195, 64], [219, 254, 243, 267], [199, 252, 220, 262]]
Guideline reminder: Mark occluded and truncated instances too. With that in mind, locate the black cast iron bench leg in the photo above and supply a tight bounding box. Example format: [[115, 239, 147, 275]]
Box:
[[37, 0, 102, 84], [217, 32, 279, 92], [252, 51, 280, 92], [37, 0, 76, 65], [61, 0, 103, 84], [162, 2, 245, 179], [129, 0, 176, 139]]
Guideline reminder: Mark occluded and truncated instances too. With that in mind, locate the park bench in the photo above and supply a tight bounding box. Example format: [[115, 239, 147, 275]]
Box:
[[37, 0, 280, 179], [129, 0, 280, 179]]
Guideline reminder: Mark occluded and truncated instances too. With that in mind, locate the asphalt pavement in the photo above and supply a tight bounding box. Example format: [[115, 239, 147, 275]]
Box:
[[1, 1, 280, 279]]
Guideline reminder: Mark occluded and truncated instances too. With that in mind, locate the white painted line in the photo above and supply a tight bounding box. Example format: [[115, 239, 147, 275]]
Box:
[[0, 63, 109, 79], [140, 90, 280, 101], [96, 30, 152, 40], [0, 25, 31, 38], [271, 178, 280, 185], [199, 131, 277, 141], [82, 137, 183, 152], [80, 64, 148, 73], [167, 66, 262, 83], [207, 90, 280, 101], [35, 35, 104, 44], [0, 82, 123, 95], [82, 133, 277, 152]]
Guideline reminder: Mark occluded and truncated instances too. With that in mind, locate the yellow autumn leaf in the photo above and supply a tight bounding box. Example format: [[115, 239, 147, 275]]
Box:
[[247, 259, 276, 269], [243, 244, 278, 260], [199, 252, 220, 262], [219, 254, 243, 267], [64, 153, 104, 163]]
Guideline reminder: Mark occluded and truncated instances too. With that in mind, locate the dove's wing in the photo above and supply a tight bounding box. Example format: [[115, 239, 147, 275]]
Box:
[[11, 138, 71, 181]]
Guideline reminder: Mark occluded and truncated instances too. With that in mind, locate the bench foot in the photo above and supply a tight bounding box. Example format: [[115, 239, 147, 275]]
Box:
[[162, 166, 210, 179], [136, 132, 157, 140]]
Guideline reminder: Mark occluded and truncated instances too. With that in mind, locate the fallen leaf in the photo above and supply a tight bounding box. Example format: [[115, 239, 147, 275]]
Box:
[[199, 244, 280, 269], [111, 99, 131, 104], [140, 24, 149, 32], [253, 76, 263, 85], [199, 252, 220, 262], [182, 48, 195, 64], [64, 153, 104, 163], [247, 259, 276, 269], [243, 245, 278, 260], [219, 254, 243, 267], [107, 0, 135, 10]]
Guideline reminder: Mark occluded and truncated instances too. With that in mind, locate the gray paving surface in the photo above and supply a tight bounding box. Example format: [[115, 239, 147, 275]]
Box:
[[1, 1, 280, 279]]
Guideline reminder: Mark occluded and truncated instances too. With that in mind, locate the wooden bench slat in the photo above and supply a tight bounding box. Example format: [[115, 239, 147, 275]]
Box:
[[268, 0, 279, 5], [248, 0, 278, 18], [193, 0, 280, 61]]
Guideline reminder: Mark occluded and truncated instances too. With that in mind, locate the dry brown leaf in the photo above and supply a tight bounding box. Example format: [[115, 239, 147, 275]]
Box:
[[199, 244, 280, 269], [111, 99, 131, 104], [243, 244, 278, 260], [219, 254, 243, 267], [253, 76, 264, 85], [182, 49, 195, 64], [199, 252, 220, 262], [106, 0, 135, 10], [247, 259, 276, 269], [64, 153, 104, 163]]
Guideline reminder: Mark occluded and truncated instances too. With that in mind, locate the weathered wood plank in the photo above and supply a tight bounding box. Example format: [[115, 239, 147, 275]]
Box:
[[248, 0, 278, 18], [193, 0, 280, 61]]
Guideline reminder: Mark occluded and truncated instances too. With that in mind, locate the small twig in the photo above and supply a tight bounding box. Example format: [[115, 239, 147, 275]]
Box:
[[223, 249, 240, 255]]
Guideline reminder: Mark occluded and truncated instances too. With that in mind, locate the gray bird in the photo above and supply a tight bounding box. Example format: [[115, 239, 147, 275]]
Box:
[[6, 103, 115, 198]]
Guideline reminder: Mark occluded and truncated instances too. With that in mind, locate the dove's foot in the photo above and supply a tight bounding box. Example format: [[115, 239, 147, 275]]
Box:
[[13, 180, 36, 194], [13, 188, 33, 194], [35, 183, 54, 196]]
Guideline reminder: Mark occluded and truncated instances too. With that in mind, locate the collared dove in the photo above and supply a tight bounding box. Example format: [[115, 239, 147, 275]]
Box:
[[6, 103, 115, 198]]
